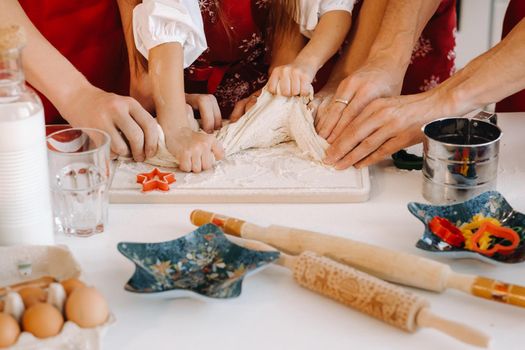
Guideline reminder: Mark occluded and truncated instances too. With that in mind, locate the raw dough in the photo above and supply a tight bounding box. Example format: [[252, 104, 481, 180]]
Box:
[[216, 89, 329, 161], [145, 88, 329, 168]]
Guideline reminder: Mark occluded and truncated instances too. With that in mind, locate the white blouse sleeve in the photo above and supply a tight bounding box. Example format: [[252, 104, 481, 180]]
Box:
[[298, 0, 354, 39], [133, 0, 207, 68]]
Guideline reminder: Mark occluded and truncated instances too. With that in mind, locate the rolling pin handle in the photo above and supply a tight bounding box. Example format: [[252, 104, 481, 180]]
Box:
[[416, 308, 492, 348]]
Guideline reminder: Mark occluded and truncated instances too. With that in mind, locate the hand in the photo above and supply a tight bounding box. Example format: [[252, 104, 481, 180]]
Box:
[[315, 61, 404, 143], [185, 93, 222, 133], [323, 90, 447, 170], [308, 86, 336, 122], [267, 62, 315, 97], [230, 89, 261, 122], [164, 127, 225, 173], [61, 85, 158, 162]]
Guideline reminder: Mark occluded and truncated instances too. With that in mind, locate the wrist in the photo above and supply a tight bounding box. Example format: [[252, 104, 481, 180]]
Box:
[[54, 77, 97, 118], [49, 72, 92, 116]]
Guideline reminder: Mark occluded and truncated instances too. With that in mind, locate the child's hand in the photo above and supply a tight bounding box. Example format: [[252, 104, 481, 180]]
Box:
[[230, 89, 261, 122], [185, 93, 222, 133], [267, 63, 315, 97], [165, 127, 225, 173]]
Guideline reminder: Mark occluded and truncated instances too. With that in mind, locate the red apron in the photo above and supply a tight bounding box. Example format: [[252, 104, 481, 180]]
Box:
[[19, 0, 129, 124], [496, 0, 525, 112]]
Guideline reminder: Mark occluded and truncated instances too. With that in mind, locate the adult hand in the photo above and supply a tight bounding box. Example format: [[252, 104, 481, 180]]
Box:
[[230, 89, 262, 122], [164, 127, 225, 173], [62, 85, 158, 162], [315, 61, 404, 143], [323, 90, 447, 170], [267, 63, 315, 97], [308, 86, 336, 121], [185, 93, 222, 133]]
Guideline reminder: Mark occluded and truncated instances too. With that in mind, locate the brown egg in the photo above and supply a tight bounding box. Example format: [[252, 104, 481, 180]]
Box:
[[65, 287, 109, 328], [0, 313, 20, 348], [18, 287, 47, 308], [60, 278, 86, 296], [0, 299, 4, 312], [22, 303, 64, 339]]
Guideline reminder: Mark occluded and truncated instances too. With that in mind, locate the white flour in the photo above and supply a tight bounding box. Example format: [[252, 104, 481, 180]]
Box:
[[112, 142, 363, 190]]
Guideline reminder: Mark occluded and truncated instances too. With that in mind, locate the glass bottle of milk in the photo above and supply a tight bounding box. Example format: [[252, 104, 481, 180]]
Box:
[[0, 25, 54, 245]]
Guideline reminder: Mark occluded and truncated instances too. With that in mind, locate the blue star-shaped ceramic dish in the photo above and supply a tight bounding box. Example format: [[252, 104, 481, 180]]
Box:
[[117, 224, 280, 299], [408, 191, 525, 263]]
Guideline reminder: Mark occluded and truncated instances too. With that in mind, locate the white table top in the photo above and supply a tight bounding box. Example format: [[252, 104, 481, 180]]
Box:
[[58, 113, 525, 350]]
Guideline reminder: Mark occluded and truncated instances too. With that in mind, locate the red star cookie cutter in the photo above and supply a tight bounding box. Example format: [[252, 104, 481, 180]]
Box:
[[136, 168, 176, 192]]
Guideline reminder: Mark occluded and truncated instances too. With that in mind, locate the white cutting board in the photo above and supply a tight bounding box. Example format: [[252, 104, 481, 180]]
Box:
[[109, 142, 370, 203]]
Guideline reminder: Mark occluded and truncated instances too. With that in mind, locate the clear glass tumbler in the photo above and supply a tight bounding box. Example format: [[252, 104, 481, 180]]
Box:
[[46, 128, 111, 236]]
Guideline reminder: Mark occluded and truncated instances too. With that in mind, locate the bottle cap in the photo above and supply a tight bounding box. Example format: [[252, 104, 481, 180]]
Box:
[[0, 25, 26, 51]]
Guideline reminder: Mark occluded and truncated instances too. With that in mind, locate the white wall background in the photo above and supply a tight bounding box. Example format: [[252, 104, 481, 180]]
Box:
[[455, 0, 510, 68]]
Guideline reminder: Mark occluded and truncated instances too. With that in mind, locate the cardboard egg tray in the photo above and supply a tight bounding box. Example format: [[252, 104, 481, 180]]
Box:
[[0, 245, 114, 350]]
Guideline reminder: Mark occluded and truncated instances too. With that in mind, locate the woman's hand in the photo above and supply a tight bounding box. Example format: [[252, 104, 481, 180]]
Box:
[[62, 84, 159, 162], [267, 62, 315, 97], [230, 89, 262, 122], [323, 89, 449, 170], [315, 60, 404, 143], [164, 126, 225, 173], [185, 93, 222, 133]]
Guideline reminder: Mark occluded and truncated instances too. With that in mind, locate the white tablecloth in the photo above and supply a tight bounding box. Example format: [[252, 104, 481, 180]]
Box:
[[58, 113, 525, 350]]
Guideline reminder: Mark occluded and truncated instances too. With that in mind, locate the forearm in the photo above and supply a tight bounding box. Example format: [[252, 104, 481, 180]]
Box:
[[444, 19, 525, 114], [269, 23, 307, 72], [148, 42, 188, 129], [368, 0, 441, 71], [0, 0, 91, 114], [328, 0, 388, 84], [294, 11, 351, 75], [116, 0, 145, 77]]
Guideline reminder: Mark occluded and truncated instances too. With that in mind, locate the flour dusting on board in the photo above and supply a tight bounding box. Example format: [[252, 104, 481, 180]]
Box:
[[111, 142, 363, 190]]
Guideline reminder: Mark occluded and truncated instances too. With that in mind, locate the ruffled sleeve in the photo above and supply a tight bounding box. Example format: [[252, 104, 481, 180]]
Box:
[[298, 0, 355, 38], [133, 0, 207, 68]]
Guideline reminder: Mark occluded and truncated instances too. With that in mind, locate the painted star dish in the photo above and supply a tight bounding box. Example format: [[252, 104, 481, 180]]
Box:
[[117, 224, 280, 299], [136, 168, 175, 192], [408, 191, 525, 263]]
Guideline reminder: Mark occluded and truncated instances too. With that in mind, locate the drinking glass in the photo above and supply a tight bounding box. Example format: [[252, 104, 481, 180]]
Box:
[[46, 128, 111, 236]]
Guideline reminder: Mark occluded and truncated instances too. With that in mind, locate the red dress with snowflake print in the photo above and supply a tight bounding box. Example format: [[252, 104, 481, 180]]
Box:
[[184, 0, 271, 117], [186, 0, 456, 117], [496, 0, 525, 112], [401, 0, 457, 94]]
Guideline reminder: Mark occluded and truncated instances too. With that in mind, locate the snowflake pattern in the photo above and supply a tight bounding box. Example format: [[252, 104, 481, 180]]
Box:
[[255, 0, 270, 9], [410, 36, 432, 63], [216, 74, 251, 109], [199, 0, 218, 24], [239, 33, 264, 63], [419, 75, 440, 92]]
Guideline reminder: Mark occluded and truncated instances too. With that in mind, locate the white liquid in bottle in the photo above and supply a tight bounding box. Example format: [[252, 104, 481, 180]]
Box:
[[0, 26, 54, 245]]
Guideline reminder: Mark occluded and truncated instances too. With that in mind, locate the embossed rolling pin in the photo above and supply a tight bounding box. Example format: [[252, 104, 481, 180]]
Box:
[[231, 236, 490, 348], [191, 210, 525, 308]]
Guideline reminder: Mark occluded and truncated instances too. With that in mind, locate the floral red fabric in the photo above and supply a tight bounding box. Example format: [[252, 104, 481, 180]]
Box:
[[402, 0, 457, 94], [496, 0, 525, 112], [19, 0, 129, 124]]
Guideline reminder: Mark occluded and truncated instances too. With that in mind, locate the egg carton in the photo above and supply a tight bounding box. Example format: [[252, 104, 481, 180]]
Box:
[[0, 245, 115, 350]]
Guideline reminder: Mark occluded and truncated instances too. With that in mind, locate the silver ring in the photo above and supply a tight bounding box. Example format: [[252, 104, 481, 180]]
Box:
[[334, 98, 350, 105]]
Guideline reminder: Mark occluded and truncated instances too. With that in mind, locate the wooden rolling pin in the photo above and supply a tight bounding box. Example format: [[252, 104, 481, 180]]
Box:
[[230, 236, 490, 348], [191, 210, 525, 308]]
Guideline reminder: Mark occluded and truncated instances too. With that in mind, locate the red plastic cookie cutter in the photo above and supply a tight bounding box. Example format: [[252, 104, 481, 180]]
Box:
[[136, 168, 176, 192], [471, 222, 520, 256]]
